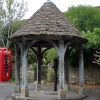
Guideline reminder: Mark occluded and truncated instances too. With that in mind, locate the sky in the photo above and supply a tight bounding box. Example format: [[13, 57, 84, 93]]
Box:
[[23, 0, 100, 19]]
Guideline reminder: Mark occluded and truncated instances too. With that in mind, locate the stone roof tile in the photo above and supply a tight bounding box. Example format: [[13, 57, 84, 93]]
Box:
[[9, 2, 88, 43]]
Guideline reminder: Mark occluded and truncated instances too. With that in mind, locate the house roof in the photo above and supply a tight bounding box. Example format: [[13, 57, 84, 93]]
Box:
[[9, 2, 88, 43]]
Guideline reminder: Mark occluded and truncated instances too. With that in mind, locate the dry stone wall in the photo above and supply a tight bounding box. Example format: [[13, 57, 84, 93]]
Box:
[[12, 64, 100, 85], [69, 65, 100, 85]]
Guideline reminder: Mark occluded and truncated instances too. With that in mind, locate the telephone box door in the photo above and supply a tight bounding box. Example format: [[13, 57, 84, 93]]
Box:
[[0, 48, 12, 82]]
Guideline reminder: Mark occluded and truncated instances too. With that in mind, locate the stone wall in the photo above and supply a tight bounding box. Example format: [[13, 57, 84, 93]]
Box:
[[69, 65, 100, 85], [12, 64, 100, 85]]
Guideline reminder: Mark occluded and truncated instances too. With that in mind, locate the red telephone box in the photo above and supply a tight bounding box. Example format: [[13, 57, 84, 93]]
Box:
[[0, 48, 12, 82]]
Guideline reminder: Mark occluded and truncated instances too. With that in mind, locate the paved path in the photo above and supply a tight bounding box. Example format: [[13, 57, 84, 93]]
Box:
[[0, 82, 14, 100], [84, 88, 100, 100], [0, 82, 100, 100]]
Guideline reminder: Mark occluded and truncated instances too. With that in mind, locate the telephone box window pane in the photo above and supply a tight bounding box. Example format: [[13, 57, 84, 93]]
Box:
[[5, 60, 8, 63], [5, 69, 8, 72], [5, 58, 8, 60], [5, 67, 8, 69], [4, 55, 9, 59], [5, 55, 8, 57], [5, 64, 8, 66]]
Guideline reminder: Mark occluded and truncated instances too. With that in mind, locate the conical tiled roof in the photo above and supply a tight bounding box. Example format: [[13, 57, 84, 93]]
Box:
[[9, 2, 88, 43]]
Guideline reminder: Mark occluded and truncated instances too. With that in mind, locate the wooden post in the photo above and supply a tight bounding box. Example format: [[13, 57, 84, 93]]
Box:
[[64, 47, 73, 91], [53, 58, 58, 91], [14, 44, 21, 93], [58, 40, 66, 99], [64, 51, 70, 91], [21, 40, 29, 97], [54, 69, 58, 91], [79, 44, 85, 96], [31, 47, 50, 91], [36, 46, 42, 91]]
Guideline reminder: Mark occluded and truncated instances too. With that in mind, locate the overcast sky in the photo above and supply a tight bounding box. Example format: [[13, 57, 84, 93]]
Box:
[[23, 0, 100, 19]]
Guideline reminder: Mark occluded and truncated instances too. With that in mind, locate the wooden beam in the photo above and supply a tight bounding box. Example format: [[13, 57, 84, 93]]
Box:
[[31, 47, 38, 56], [42, 47, 51, 56]]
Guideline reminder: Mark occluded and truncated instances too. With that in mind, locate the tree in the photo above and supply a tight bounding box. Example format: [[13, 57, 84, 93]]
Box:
[[82, 28, 100, 50], [82, 28, 100, 64], [64, 6, 100, 65], [0, 0, 27, 47], [28, 48, 36, 65], [64, 5, 100, 32], [45, 48, 58, 63], [1, 20, 26, 47]]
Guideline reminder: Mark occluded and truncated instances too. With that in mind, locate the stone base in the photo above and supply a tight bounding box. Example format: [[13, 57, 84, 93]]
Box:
[[21, 88, 29, 97], [36, 84, 41, 91], [58, 89, 66, 99], [11, 92, 16, 100], [14, 85, 21, 93], [64, 84, 70, 92], [79, 87, 86, 96], [11, 89, 87, 100]]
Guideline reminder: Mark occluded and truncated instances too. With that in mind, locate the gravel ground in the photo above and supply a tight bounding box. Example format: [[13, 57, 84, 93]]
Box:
[[0, 82, 100, 100]]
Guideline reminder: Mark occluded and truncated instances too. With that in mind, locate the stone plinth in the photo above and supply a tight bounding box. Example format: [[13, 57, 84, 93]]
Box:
[[58, 89, 66, 99], [21, 88, 29, 97], [14, 85, 21, 93], [36, 84, 41, 91]]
